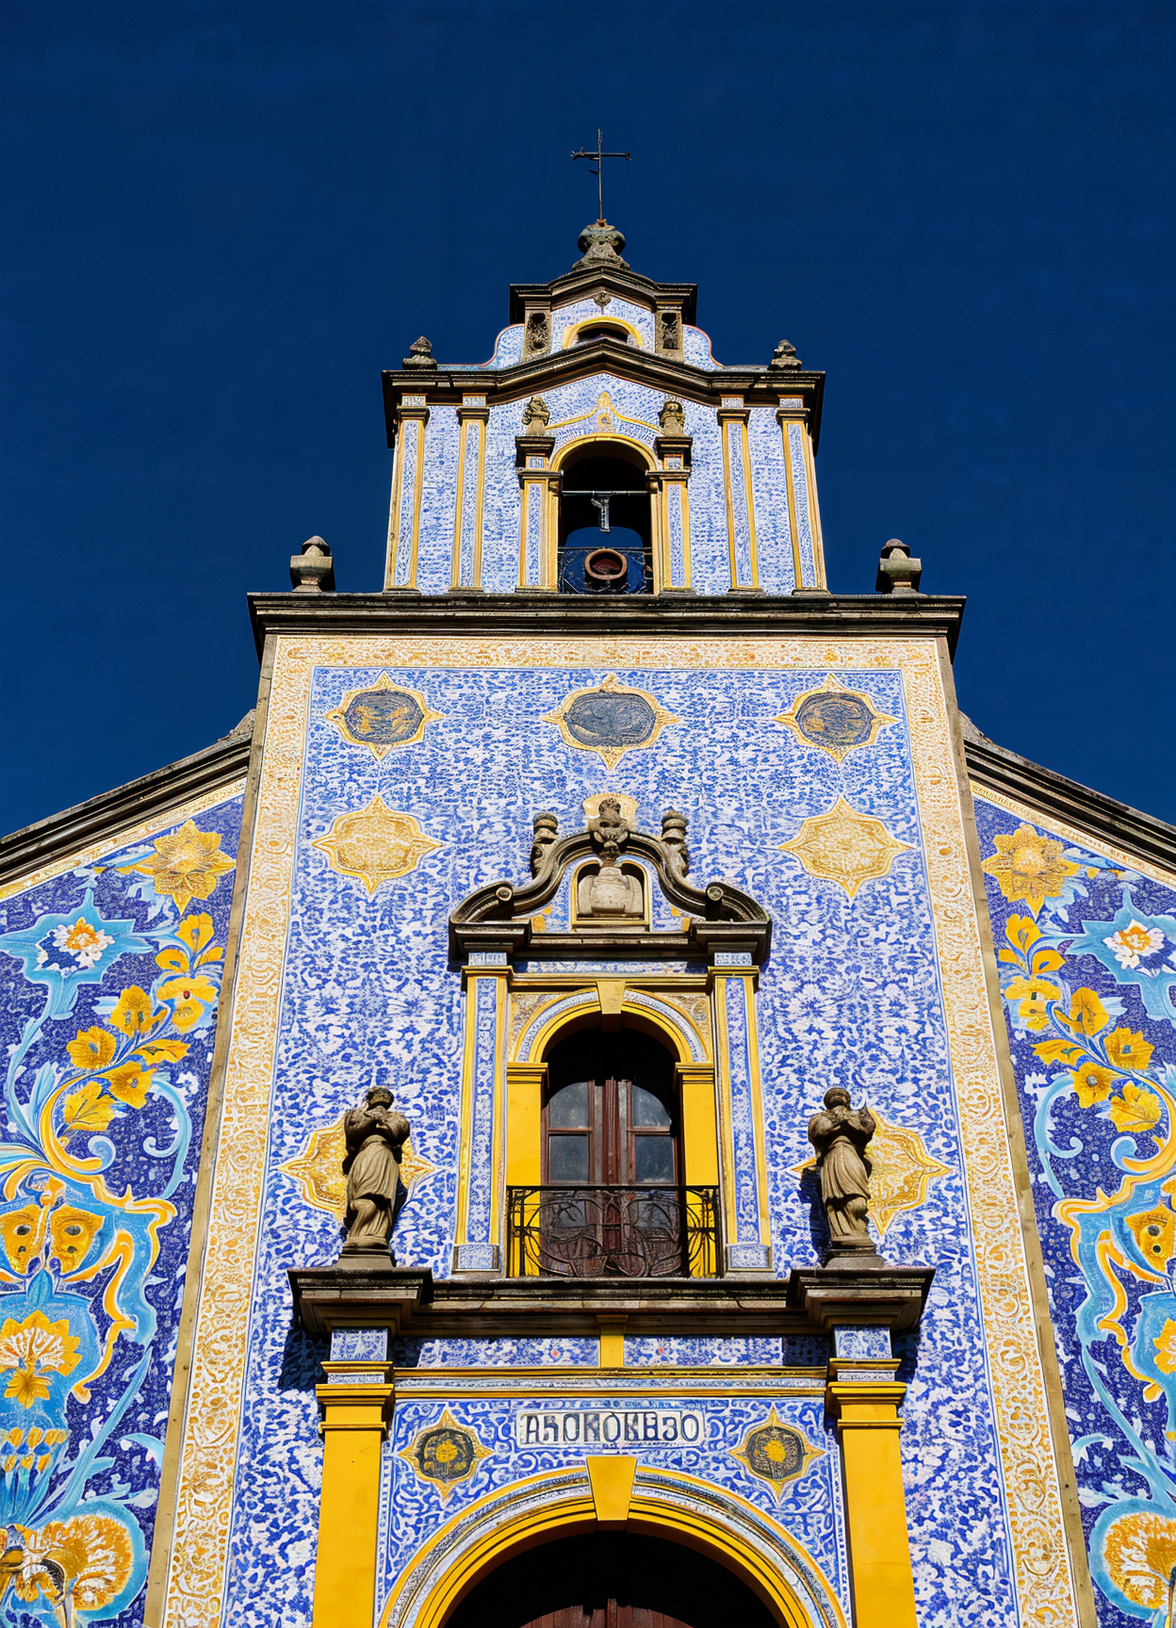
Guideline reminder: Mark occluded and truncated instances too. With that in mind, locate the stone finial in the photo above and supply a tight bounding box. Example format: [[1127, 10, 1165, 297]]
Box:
[[530, 811, 558, 876], [875, 539, 923, 595], [403, 335, 437, 370], [521, 395, 551, 432], [290, 536, 335, 594], [658, 399, 686, 435], [574, 220, 629, 270], [661, 809, 689, 875], [769, 339, 802, 370]]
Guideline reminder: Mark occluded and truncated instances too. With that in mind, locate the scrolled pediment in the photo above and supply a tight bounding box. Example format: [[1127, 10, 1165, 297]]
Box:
[[449, 799, 770, 964]]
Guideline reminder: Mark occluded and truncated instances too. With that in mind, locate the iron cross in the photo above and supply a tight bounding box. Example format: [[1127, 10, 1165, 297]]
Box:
[[571, 130, 630, 224]]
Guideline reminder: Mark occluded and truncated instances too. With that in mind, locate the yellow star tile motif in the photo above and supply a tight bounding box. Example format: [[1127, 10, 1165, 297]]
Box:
[[279, 1119, 437, 1219], [312, 797, 441, 895], [791, 1102, 952, 1240], [398, 1408, 492, 1503], [981, 821, 1080, 915], [543, 673, 678, 770], [779, 797, 911, 900], [122, 820, 235, 913], [729, 1406, 824, 1501], [323, 673, 443, 761], [775, 674, 896, 763]]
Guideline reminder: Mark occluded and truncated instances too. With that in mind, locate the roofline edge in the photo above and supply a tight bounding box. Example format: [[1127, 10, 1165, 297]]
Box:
[[966, 735, 1176, 877], [0, 720, 255, 892]]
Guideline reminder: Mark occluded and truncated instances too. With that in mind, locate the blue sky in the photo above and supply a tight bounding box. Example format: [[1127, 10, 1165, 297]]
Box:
[[3, 1, 1173, 832]]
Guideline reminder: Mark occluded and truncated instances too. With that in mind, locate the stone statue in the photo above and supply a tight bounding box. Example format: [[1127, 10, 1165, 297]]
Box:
[[807, 1088, 877, 1251], [341, 1085, 411, 1256]]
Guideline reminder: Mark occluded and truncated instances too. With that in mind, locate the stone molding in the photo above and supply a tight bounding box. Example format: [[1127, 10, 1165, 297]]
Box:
[[786, 1265, 936, 1334], [0, 713, 254, 887], [965, 730, 1176, 877], [381, 344, 826, 451], [288, 1261, 934, 1339], [247, 591, 966, 661]]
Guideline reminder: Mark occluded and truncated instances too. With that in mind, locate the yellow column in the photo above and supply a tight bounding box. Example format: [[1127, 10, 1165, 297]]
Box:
[[312, 1362, 394, 1628], [826, 1363, 917, 1628]]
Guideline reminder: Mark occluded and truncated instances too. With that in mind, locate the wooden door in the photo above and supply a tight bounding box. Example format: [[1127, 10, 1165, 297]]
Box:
[[520, 1607, 693, 1628]]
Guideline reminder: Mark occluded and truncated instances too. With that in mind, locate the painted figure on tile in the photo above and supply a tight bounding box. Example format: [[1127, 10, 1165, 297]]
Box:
[[808, 1088, 876, 1244], [342, 1085, 411, 1255]]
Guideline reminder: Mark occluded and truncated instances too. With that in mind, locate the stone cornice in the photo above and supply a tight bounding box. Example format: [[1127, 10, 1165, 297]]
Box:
[[288, 1263, 936, 1338], [0, 716, 254, 891], [381, 339, 825, 449], [965, 732, 1176, 877], [508, 268, 699, 325], [247, 591, 966, 662]]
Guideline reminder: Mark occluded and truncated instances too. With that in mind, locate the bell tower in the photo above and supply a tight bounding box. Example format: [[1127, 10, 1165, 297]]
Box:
[[380, 219, 826, 598]]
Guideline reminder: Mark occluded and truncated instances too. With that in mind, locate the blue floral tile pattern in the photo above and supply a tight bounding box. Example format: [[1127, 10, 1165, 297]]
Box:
[[0, 791, 244, 1627], [975, 793, 1176, 1628]]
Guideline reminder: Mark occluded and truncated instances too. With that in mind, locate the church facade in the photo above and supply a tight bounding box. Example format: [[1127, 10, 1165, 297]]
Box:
[[1, 223, 1173, 1628]]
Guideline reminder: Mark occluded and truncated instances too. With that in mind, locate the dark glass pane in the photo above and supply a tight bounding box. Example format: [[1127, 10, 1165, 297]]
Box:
[[549, 1135, 590, 1182], [631, 1086, 671, 1128], [548, 1081, 590, 1128], [635, 1137, 675, 1183]]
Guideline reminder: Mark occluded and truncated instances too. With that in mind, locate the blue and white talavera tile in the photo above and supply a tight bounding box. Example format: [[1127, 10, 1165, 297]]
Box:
[[216, 662, 1025, 1627], [376, 1391, 847, 1620]]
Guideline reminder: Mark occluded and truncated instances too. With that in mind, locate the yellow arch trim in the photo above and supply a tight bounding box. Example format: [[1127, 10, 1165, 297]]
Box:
[[513, 988, 702, 1066], [377, 1466, 846, 1628], [561, 316, 645, 348], [550, 430, 657, 471]]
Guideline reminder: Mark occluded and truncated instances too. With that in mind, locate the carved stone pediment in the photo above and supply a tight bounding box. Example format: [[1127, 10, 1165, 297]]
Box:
[[449, 800, 770, 964]]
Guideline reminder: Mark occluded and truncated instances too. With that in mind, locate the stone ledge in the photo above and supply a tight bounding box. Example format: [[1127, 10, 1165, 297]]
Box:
[[289, 1262, 933, 1339], [786, 1265, 935, 1334], [248, 592, 966, 662]]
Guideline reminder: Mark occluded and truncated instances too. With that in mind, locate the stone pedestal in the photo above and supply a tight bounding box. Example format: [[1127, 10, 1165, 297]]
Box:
[[786, 1262, 934, 1335], [288, 1260, 433, 1339]]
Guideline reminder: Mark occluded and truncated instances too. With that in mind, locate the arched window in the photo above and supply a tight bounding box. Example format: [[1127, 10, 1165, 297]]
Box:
[[544, 1028, 678, 1186], [574, 320, 631, 345], [558, 443, 652, 595]]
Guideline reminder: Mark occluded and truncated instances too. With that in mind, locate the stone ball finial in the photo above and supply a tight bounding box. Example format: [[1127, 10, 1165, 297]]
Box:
[[574, 221, 629, 270], [290, 536, 335, 594], [403, 335, 437, 370], [875, 538, 923, 596], [658, 399, 686, 435], [769, 339, 802, 370]]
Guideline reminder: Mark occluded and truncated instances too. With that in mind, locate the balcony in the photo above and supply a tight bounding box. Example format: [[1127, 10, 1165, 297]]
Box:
[[506, 1185, 722, 1279]]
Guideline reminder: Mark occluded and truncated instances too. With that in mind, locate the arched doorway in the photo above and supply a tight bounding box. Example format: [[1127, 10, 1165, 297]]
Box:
[[443, 1531, 779, 1628], [558, 443, 652, 595]]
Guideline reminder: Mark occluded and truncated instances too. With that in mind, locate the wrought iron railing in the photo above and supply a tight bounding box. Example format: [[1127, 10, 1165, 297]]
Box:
[[506, 1185, 722, 1279]]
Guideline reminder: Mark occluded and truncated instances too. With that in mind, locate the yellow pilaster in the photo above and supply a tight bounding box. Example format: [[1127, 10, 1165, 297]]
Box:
[[597, 1316, 627, 1368], [826, 1365, 917, 1628], [312, 1363, 394, 1628]]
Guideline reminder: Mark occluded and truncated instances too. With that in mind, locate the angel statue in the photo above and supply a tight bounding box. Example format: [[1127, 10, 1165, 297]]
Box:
[[341, 1083, 411, 1257]]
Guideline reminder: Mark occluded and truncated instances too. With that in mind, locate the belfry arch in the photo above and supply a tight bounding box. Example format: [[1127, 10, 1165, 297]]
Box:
[[553, 436, 656, 594]]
